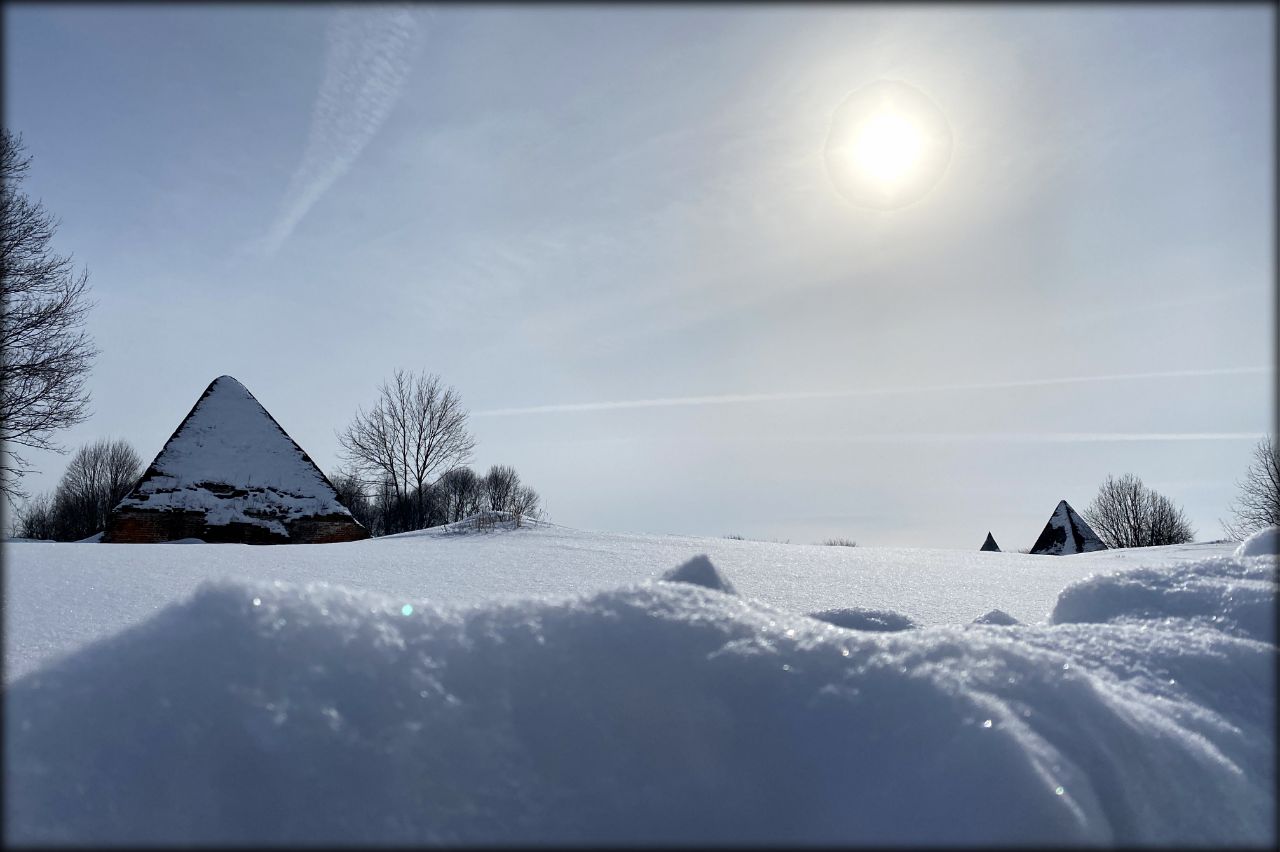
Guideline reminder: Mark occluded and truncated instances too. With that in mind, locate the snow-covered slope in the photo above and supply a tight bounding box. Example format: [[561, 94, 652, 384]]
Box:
[[3, 534, 1274, 845], [2, 523, 1236, 681]]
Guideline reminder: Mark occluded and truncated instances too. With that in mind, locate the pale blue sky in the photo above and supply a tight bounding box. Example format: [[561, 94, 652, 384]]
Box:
[[4, 4, 1274, 547]]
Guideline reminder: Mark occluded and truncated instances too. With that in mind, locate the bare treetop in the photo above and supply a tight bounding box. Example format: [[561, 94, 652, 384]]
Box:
[[337, 370, 476, 524], [1222, 435, 1280, 540], [1082, 474, 1195, 549]]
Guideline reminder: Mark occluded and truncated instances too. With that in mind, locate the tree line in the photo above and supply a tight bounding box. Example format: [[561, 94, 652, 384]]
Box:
[[328, 368, 542, 536], [14, 438, 141, 540], [332, 462, 542, 538], [327, 369, 540, 536]]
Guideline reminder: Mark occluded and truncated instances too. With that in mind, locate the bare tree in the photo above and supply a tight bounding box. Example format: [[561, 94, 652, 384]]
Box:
[[14, 491, 56, 540], [54, 437, 140, 540], [482, 464, 520, 513], [337, 370, 475, 532], [1222, 435, 1280, 540], [419, 481, 449, 529], [330, 465, 378, 535], [439, 466, 482, 523], [509, 484, 542, 526], [1083, 473, 1195, 548], [1, 130, 97, 500], [15, 437, 140, 540]]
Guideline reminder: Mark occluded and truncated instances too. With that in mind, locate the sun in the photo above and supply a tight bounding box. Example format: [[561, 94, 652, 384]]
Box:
[[824, 80, 952, 211], [848, 111, 924, 187]]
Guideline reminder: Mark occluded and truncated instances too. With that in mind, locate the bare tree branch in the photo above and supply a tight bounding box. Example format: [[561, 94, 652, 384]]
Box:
[[1082, 473, 1195, 548], [13, 437, 140, 540], [1, 130, 97, 501], [1222, 435, 1280, 540], [336, 370, 476, 534]]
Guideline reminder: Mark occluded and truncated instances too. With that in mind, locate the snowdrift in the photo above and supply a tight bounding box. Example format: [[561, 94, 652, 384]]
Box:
[[1236, 524, 1280, 558], [6, 553, 1274, 845], [808, 606, 918, 631], [5, 528, 1240, 682], [1052, 554, 1276, 643]]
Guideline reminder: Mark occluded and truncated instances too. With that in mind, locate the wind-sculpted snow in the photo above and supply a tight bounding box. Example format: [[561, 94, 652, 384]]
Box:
[[6, 558, 1274, 845], [808, 606, 918, 631], [1235, 525, 1280, 558], [1051, 555, 1277, 643], [660, 554, 737, 593], [973, 608, 1021, 625], [5, 529, 1238, 680]]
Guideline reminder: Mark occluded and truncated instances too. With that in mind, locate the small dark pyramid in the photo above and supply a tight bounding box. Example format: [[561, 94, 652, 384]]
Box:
[[980, 532, 1001, 552], [1029, 500, 1107, 555]]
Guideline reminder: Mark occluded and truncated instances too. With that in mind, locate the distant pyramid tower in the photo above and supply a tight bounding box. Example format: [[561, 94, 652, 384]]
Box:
[[102, 376, 369, 544], [980, 531, 1001, 552], [1029, 500, 1106, 555]]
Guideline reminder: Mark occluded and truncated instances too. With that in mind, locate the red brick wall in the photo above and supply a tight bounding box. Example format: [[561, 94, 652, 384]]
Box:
[[286, 515, 370, 544], [102, 509, 369, 545]]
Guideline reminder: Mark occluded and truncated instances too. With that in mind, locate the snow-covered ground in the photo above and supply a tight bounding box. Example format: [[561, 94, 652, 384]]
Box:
[[3, 523, 1275, 844], [2, 520, 1236, 682]]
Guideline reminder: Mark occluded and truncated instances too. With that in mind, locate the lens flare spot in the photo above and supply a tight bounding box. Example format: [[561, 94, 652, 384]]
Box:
[[401, 604, 414, 616]]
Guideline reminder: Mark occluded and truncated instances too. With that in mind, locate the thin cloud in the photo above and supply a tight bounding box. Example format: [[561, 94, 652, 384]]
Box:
[[474, 366, 1272, 416], [257, 6, 420, 255]]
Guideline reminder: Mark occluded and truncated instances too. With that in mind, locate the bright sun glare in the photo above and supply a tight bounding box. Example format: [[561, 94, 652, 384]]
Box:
[[850, 111, 924, 187], [824, 80, 952, 211]]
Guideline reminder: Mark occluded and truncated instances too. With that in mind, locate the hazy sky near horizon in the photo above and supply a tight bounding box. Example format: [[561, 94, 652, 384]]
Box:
[[4, 4, 1274, 547]]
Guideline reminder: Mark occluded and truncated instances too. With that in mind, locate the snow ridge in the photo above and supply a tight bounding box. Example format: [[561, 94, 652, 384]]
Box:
[[5, 554, 1274, 845]]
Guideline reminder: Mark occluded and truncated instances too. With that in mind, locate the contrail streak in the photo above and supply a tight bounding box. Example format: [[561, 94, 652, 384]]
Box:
[[257, 6, 419, 255], [776, 432, 1268, 444], [474, 366, 1272, 416]]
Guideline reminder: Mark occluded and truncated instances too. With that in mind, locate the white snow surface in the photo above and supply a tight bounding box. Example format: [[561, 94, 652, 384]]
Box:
[[809, 606, 918, 631], [3, 531, 1274, 845], [1236, 525, 1280, 557], [3, 523, 1236, 682], [973, 608, 1021, 625], [114, 375, 352, 532]]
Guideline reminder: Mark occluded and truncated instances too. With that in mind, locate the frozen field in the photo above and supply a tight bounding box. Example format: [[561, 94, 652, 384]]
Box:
[[3, 523, 1275, 845], [2, 520, 1237, 681]]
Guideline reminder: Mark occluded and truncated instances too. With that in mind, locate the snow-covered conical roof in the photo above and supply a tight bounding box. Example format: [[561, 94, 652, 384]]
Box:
[[1029, 500, 1107, 555], [980, 532, 1001, 552], [111, 376, 356, 538]]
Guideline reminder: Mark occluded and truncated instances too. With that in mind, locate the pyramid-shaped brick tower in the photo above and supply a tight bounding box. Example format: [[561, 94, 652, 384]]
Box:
[[1029, 500, 1106, 555], [980, 531, 1001, 552], [102, 376, 369, 544]]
